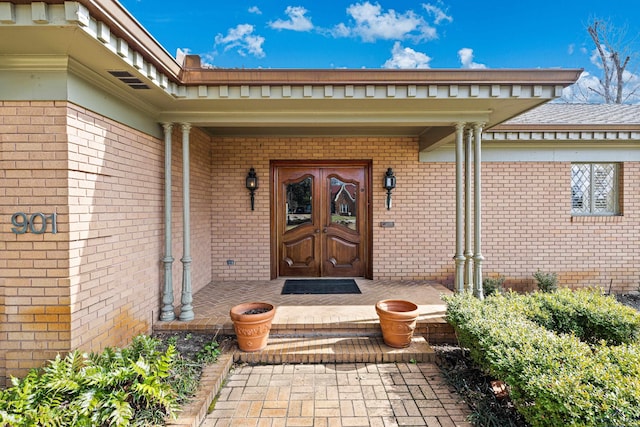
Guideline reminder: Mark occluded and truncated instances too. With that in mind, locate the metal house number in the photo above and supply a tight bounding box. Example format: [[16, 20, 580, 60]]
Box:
[[11, 212, 57, 234]]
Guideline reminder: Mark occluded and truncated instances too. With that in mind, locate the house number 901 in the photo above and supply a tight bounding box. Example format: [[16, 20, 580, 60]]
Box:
[[11, 212, 57, 234]]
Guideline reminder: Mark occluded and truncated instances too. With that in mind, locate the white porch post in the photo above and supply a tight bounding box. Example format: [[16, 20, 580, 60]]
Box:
[[472, 123, 485, 299], [454, 123, 466, 293], [464, 126, 474, 293], [160, 123, 175, 321], [179, 123, 194, 321]]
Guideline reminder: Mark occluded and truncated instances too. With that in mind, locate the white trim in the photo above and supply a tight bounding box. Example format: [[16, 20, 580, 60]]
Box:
[[0, 64, 162, 138], [420, 142, 640, 162], [485, 131, 640, 141]]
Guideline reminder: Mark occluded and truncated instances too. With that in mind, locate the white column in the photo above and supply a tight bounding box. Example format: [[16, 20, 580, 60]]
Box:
[[454, 123, 466, 293], [472, 123, 485, 300], [464, 126, 474, 293], [179, 123, 194, 320], [160, 123, 175, 321]]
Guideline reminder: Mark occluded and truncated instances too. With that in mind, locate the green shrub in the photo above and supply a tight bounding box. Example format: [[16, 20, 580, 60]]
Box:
[[0, 335, 180, 427], [533, 270, 558, 293], [445, 293, 640, 426], [528, 288, 640, 345], [483, 275, 505, 296]]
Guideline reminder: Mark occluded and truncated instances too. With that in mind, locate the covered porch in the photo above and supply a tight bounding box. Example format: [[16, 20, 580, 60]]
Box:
[[154, 279, 455, 347], [158, 63, 583, 324]]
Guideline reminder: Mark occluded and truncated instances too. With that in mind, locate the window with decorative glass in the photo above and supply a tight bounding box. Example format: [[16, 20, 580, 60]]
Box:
[[571, 163, 620, 215]]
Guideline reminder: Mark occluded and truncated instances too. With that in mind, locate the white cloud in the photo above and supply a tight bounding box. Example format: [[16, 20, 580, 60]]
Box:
[[458, 48, 486, 69], [248, 6, 262, 15], [383, 41, 431, 69], [200, 53, 216, 68], [269, 6, 313, 31], [422, 3, 452, 25], [567, 43, 575, 55], [336, 1, 437, 42], [560, 71, 603, 103], [329, 22, 351, 38], [215, 24, 265, 58]]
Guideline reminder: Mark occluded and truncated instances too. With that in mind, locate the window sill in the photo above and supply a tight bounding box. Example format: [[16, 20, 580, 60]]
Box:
[[571, 215, 623, 223]]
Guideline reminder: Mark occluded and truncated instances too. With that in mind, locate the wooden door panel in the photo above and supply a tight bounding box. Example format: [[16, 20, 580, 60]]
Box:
[[277, 168, 320, 277], [323, 234, 362, 276], [273, 161, 370, 278], [322, 168, 365, 277], [280, 233, 318, 276]]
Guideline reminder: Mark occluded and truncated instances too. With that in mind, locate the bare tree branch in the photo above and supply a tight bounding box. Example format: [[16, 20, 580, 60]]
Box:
[[586, 18, 638, 104]]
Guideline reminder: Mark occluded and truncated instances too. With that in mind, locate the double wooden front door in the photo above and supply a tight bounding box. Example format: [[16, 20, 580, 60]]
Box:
[[271, 161, 371, 278]]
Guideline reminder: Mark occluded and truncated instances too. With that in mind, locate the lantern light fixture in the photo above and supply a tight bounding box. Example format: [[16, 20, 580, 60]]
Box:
[[383, 168, 396, 210], [246, 168, 258, 211]]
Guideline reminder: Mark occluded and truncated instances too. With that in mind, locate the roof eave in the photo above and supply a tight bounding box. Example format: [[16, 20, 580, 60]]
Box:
[[181, 56, 583, 86]]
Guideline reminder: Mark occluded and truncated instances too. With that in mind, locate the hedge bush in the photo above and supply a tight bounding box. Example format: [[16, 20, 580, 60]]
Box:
[[527, 288, 640, 345], [445, 292, 640, 427]]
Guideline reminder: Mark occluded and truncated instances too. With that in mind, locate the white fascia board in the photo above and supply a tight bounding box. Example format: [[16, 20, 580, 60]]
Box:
[[420, 142, 640, 163], [0, 69, 69, 99]]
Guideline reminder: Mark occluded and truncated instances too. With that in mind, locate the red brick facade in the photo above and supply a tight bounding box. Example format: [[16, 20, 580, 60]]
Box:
[[0, 102, 215, 381], [1, 100, 638, 381]]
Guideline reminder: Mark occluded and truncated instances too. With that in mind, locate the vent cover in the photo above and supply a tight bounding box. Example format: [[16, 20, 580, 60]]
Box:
[[108, 70, 150, 90]]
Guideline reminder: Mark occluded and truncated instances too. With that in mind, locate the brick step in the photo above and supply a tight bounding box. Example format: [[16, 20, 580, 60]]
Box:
[[266, 320, 455, 344], [232, 335, 435, 365]]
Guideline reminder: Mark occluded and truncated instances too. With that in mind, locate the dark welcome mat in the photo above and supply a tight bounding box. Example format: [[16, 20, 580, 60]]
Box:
[[282, 279, 361, 295]]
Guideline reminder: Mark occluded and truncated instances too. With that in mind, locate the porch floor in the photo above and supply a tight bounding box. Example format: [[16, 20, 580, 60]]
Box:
[[154, 279, 456, 345], [159, 280, 463, 427]]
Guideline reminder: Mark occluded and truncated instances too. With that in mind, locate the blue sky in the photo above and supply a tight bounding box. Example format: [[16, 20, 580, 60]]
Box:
[[120, 0, 640, 102]]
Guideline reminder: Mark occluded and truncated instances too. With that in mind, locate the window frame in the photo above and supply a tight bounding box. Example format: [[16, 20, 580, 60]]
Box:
[[571, 162, 620, 217]]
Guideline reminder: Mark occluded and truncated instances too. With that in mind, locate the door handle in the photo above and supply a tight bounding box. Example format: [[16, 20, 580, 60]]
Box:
[[323, 227, 328, 233], [315, 229, 320, 233]]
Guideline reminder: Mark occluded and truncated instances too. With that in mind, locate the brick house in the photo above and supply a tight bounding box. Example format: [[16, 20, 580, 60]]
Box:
[[0, 0, 638, 382]]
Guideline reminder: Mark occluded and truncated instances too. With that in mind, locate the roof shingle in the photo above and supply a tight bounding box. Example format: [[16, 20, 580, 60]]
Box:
[[504, 103, 640, 126]]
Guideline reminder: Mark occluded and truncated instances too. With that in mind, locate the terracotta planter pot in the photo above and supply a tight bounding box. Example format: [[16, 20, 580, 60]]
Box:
[[229, 302, 276, 352], [375, 299, 419, 348]]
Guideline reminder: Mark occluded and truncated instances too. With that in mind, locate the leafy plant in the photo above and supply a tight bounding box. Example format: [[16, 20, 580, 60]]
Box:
[[0, 335, 180, 427], [483, 275, 505, 296], [196, 340, 221, 364], [533, 270, 558, 293]]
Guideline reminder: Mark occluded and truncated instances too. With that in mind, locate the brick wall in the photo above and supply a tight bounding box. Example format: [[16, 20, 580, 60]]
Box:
[[2, 110, 638, 382], [65, 110, 213, 350], [0, 102, 213, 382], [211, 136, 640, 293], [483, 161, 640, 293], [0, 101, 71, 383], [65, 103, 165, 352], [210, 136, 457, 282]]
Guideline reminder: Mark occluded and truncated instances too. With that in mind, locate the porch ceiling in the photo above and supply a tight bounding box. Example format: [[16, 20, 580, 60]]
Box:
[[164, 95, 557, 150], [0, 1, 582, 151]]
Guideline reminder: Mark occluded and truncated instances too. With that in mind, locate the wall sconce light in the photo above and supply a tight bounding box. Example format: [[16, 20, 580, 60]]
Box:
[[383, 167, 396, 210], [246, 168, 258, 211]]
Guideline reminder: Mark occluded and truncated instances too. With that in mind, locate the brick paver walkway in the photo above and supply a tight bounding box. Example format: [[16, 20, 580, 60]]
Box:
[[202, 362, 472, 427]]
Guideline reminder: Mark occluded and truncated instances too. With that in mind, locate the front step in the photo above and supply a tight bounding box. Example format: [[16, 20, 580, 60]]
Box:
[[267, 319, 455, 344], [233, 335, 435, 365]]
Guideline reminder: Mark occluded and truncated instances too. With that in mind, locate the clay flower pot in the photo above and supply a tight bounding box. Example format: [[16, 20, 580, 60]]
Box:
[[375, 299, 419, 348], [229, 302, 276, 352]]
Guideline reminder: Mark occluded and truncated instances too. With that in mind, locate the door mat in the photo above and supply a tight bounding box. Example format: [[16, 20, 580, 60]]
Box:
[[281, 279, 361, 295]]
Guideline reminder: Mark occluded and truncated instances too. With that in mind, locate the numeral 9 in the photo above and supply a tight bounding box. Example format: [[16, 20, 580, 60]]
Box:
[[11, 212, 29, 234]]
